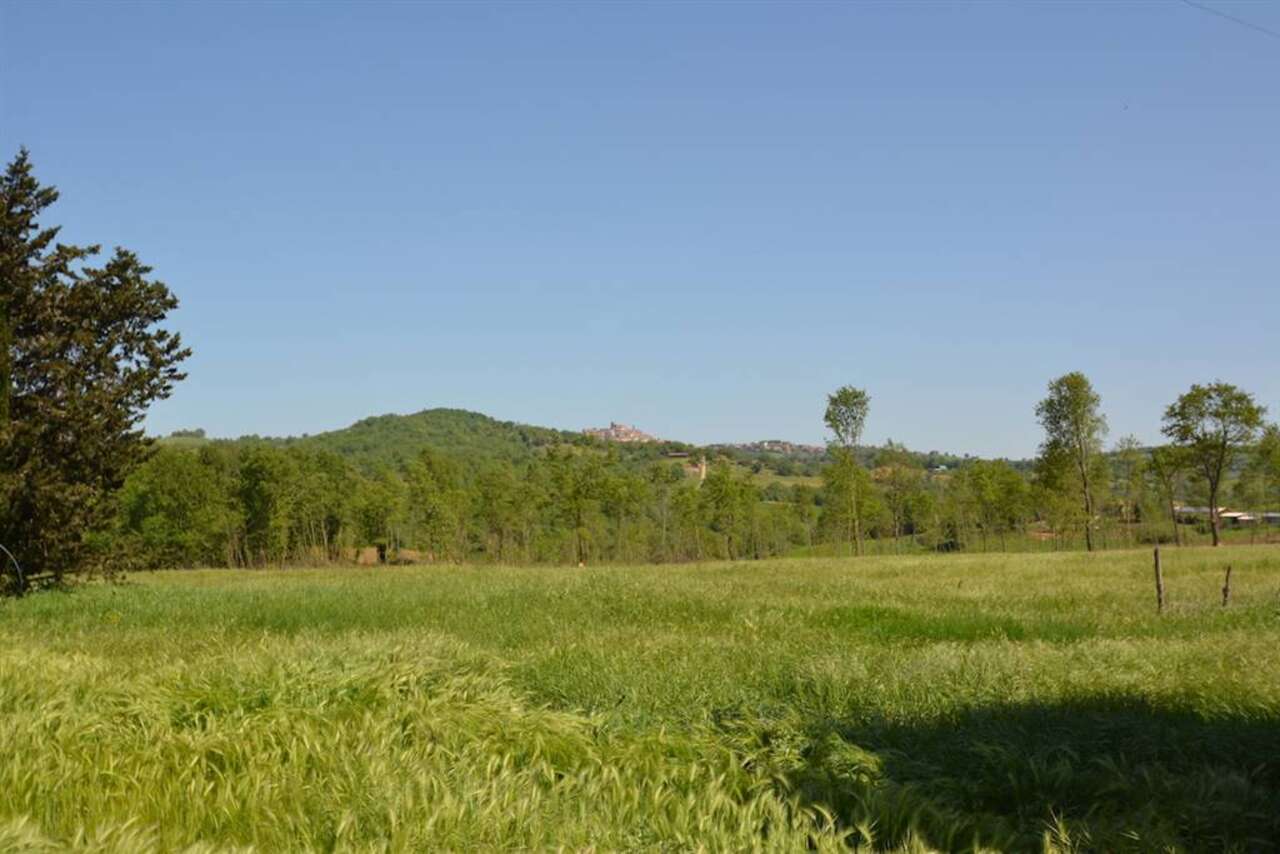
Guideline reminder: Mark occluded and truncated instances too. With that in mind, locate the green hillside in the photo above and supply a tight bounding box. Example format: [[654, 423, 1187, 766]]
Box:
[[157, 408, 1014, 479], [279, 408, 576, 470], [164, 409, 705, 472]]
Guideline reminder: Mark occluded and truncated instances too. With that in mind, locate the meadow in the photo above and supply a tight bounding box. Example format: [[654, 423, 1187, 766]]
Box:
[[2, 547, 1278, 852]]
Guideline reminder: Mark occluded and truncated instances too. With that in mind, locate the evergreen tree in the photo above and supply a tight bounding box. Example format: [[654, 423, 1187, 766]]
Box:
[[0, 150, 189, 591]]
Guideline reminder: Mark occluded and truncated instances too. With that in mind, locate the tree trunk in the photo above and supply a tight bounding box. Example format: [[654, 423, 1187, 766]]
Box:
[[1153, 546, 1165, 613], [1167, 496, 1181, 546], [1208, 479, 1222, 547], [1080, 460, 1100, 555], [660, 499, 669, 561], [0, 304, 10, 432], [1082, 488, 1095, 552], [852, 483, 863, 557]]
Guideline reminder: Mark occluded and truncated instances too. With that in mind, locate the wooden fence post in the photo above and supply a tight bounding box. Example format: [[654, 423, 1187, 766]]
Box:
[[1222, 565, 1232, 607], [1153, 546, 1165, 614]]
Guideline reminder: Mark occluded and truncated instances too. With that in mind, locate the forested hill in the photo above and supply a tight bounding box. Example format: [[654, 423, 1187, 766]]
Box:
[[300, 409, 581, 469], [174, 409, 578, 471], [159, 407, 989, 475]]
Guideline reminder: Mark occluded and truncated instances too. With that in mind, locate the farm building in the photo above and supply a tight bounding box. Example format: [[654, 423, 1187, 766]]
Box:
[[1173, 505, 1280, 528], [1172, 505, 1218, 523]]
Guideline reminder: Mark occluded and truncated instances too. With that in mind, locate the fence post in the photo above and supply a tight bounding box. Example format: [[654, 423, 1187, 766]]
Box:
[[1222, 565, 1232, 607]]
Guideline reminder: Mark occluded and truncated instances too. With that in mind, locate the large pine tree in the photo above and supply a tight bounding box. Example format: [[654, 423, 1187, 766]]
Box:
[[0, 150, 189, 592]]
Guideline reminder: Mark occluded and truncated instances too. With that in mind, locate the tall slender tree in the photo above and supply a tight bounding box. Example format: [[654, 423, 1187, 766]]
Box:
[[1112, 435, 1147, 546], [1251, 425, 1280, 511], [1162, 382, 1266, 547], [1148, 444, 1188, 546], [875, 442, 926, 551], [824, 386, 870, 556], [1035, 372, 1107, 551]]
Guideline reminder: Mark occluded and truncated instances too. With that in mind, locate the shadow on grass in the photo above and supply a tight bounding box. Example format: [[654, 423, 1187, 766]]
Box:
[[720, 697, 1280, 852]]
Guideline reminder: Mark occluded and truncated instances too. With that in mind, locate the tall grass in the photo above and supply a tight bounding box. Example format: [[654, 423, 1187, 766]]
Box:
[[2, 546, 1278, 851]]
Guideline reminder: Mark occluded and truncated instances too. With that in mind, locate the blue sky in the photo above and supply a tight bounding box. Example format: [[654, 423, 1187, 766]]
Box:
[[2, 1, 1276, 458]]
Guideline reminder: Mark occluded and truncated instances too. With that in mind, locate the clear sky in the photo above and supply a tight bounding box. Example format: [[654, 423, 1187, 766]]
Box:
[[2, 1, 1276, 458]]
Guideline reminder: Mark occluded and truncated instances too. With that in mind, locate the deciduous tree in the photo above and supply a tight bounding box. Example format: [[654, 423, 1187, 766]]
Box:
[[1148, 445, 1188, 546], [824, 386, 870, 555], [1252, 425, 1280, 510], [1162, 382, 1266, 546], [1035, 373, 1107, 551], [1112, 435, 1147, 546], [875, 442, 926, 551]]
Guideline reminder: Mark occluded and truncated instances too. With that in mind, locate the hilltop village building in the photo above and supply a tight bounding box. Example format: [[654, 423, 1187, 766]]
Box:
[[583, 422, 660, 443]]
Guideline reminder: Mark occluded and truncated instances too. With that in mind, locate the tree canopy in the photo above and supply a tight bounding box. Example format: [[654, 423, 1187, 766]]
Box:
[[1162, 382, 1266, 546]]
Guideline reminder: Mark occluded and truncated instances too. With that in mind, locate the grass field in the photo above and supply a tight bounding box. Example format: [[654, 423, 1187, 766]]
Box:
[[2, 547, 1279, 852]]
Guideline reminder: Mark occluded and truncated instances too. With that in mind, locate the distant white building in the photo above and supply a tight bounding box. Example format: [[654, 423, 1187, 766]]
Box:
[[1174, 505, 1275, 527]]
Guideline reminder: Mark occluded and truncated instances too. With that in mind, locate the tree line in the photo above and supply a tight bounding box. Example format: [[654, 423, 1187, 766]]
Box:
[[815, 376, 1274, 559], [2, 149, 1277, 588], [110, 370, 1276, 570]]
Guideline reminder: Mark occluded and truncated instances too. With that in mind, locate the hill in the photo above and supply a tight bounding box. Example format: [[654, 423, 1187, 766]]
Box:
[[159, 408, 1020, 477], [271, 409, 576, 471], [164, 409, 700, 473], [159, 409, 573, 469]]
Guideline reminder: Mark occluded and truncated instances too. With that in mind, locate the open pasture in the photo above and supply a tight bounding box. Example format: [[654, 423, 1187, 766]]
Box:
[[2, 547, 1279, 852]]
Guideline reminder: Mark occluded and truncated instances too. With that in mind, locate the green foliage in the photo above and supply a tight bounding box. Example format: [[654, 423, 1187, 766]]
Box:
[[114, 416, 1280, 570], [824, 386, 871, 450], [946, 460, 1030, 552], [1109, 436, 1148, 545], [1148, 444, 1190, 545], [93, 371, 1279, 571], [1241, 424, 1280, 511], [117, 447, 239, 568], [875, 443, 930, 548], [820, 455, 878, 554], [404, 448, 465, 559], [351, 468, 405, 549]]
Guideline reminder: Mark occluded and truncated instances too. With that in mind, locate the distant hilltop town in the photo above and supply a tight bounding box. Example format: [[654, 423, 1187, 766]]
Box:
[[583, 422, 662, 443], [719, 439, 827, 456], [580, 426, 830, 455]]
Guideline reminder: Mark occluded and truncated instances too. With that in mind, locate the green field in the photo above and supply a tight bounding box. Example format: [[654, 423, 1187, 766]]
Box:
[[3, 548, 1279, 852]]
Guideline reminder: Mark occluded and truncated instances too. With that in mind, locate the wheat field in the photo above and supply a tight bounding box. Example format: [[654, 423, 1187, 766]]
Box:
[[2, 547, 1278, 852]]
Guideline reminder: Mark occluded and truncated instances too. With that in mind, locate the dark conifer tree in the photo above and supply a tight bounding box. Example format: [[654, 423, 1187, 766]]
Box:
[[0, 150, 189, 591]]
